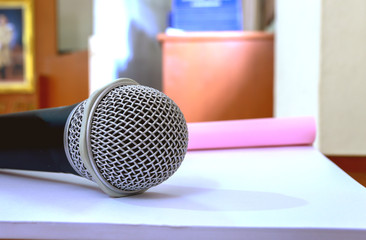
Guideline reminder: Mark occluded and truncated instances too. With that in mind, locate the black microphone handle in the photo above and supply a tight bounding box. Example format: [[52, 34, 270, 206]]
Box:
[[0, 104, 79, 175]]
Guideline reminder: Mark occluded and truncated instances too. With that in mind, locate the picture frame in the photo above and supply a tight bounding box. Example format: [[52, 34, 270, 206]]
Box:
[[0, 0, 34, 93]]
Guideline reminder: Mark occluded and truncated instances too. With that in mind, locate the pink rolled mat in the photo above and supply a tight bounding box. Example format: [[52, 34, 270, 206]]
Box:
[[187, 117, 316, 150]]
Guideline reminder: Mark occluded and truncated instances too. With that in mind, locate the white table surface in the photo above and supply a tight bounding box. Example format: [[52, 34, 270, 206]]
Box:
[[1, 146, 366, 240]]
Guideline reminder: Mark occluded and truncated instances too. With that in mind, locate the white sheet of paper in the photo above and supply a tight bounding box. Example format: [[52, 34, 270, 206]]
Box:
[[1, 146, 366, 240]]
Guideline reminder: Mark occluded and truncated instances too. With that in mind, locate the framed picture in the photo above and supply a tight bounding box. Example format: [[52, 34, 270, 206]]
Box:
[[0, 0, 34, 93]]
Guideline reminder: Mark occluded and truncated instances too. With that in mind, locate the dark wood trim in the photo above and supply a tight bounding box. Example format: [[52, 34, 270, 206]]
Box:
[[327, 156, 366, 172]]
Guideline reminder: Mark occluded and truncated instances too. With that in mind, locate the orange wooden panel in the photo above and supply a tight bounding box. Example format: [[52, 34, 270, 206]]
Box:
[[158, 32, 274, 122], [38, 51, 88, 108], [35, 0, 88, 108], [0, 94, 36, 114]]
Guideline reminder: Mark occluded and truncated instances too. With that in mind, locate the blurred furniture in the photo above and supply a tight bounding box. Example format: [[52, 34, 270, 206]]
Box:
[[170, 0, 243, 31], [35, 0, 89, 109], [158, 31, 274, 122], [0, 0, 88, 114]]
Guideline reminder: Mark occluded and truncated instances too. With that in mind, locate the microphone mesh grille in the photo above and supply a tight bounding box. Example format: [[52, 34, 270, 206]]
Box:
[[89, 85, 188, 192], [65, 84, 188, 193], [65, 100, 93, 180]]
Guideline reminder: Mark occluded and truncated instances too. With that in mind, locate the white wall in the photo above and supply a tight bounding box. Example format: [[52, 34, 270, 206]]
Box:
[[275, 0, 321, 118], [276, 0, 366, 156]]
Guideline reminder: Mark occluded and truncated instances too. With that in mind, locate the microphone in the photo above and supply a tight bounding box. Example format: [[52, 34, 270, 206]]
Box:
[[0, 78, 189, 197]]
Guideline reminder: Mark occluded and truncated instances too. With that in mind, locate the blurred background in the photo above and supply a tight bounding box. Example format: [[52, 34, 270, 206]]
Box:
[[0, 0, 365, 185]]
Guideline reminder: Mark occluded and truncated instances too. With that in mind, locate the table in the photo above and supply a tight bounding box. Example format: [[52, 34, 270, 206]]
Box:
[[1, 146, 366, 239]]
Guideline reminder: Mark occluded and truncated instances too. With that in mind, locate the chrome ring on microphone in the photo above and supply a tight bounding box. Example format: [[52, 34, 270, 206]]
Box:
[[80, 78, 141, 197]]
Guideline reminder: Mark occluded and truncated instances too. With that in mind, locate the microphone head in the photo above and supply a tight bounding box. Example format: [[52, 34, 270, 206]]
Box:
[[64, 78, 188, 197]]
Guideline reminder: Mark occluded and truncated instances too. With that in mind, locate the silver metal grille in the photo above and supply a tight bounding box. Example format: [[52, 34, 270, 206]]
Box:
[[64, 101, 93, 180], [65, 84, 188, 193], [88, 85, 188, 192]]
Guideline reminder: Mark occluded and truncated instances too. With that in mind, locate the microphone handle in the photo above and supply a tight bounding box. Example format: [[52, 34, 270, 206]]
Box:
[[0, 104, 79, 175]]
